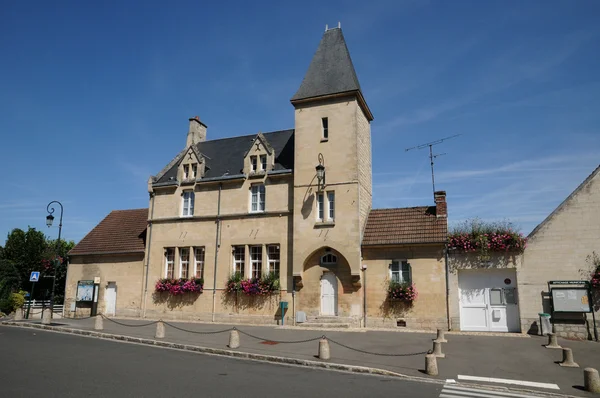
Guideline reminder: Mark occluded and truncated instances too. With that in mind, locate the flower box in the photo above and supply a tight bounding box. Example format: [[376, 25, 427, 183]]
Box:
[[155, 278, 204, 295], [226, 272, 280, 296], [387, 281, 418, 303]]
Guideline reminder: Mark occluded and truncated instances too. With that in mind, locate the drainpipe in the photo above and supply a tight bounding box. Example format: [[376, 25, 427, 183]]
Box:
[[362, 264, 367, 328], [292, 276, 296, 326], [445, 243, 451, 330], [142, 192, 156, 318], [211, 183, 222, 322]]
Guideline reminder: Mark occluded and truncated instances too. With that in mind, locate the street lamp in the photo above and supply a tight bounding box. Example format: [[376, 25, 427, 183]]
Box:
[[46, 201, 63, 317], [316, 153, 325, 191]]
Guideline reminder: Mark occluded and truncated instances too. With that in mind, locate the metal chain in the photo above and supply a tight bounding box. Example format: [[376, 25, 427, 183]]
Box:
[[162, 321, 234, 335], [235, 329, 323, 344], [100, 314, 159, 327], [327, 337, 428, 357]]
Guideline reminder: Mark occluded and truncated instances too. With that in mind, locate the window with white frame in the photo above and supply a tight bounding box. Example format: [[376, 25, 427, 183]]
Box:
[[183, 164, 190, 180], [165, 248, 175, 278], [194, 247, 205, 278], [191, 163, 197, 179], [321, 253, 337, 265], [250, 245, 262, 279], [179, 248, 189, 278], [233, 246, 245, 277], [260, 155, 267, 171], [390, 260, 411, 284], [250, 156, 258, 172], [267, 245, 280, 277], [327, 191, 335, 221], [316, 192, 324, 220], [182, 191, 194, 216], [322, 117, 329, 140], [250, 184, 266, 212]]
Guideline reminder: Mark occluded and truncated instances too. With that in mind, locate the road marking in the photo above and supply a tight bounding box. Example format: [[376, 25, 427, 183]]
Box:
[[441, 384, 548, 398], [446, 379, 457, 383], [457, 375, 560, 390]]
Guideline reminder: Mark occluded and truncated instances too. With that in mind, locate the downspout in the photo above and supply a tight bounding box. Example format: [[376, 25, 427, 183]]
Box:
[[211, 183, 222, 322], [363, 263, 367, 328], [142, 192, 156, 318], [445, 243, 451, 330]]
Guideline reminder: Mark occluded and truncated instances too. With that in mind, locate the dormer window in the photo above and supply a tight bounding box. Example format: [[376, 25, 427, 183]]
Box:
[[260, 155, 267, 171], [250, 156, 258, 172], [191, 164, 197, 179], [183, 164, 190, 180]]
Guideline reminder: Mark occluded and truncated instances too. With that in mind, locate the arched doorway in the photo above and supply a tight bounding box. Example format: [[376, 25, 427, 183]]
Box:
[[302, 247, 352, 317]]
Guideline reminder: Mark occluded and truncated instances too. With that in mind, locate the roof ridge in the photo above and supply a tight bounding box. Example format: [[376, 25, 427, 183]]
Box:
[[196, 129, 294, 145], [371, 205, 433, 211]]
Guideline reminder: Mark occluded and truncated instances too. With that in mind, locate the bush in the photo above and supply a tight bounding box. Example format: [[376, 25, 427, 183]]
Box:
[[0, 290, 26, 313]]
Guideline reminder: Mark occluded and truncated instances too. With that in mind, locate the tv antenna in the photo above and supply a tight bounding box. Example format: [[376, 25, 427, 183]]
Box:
[[405, 134, 461, 197]]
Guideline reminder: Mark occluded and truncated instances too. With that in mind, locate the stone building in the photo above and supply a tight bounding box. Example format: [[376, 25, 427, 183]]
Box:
[[65, 27, 448, 329]]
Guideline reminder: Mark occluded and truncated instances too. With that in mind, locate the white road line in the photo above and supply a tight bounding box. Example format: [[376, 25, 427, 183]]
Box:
[[441, 385, 548, 398], [457, 375, 560, 390]]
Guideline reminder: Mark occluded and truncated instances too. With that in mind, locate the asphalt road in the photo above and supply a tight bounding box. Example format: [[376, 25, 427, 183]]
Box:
[[0, 326, 443, 397]]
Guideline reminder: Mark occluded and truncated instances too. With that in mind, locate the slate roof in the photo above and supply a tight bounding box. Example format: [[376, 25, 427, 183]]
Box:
[[291, 28, 362, 102], [154, 129, 294, 185], [69, 209, 148, 255], [362, 207, 448, 246], [528, 164, 600, 238]]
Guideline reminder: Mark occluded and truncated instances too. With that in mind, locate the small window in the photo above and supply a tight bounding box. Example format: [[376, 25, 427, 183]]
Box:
[[165, 248, 175, 278], [260, 155, 267, 171], [250, 156, 258, 172], [191, 164, 198, 179], [327, 191, 335, 221], [251, 184, 266, 212], [267, 245, 280, 277], [182, 191, 195, 217], [194, 247, 205, 278], [321, 253, 337, 265], [179, 248, 189, 279], [183, 164, 190, 180], [490, 288, 503, 305], [390, 261, 411, 284], [322, 117, 329, 140], [316, 192, 324, 220], [233, 246, 245, 277], [250, 245, 262, 279]]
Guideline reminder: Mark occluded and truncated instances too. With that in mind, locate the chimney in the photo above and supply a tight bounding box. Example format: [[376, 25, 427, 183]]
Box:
[[434, 191, 447, 218], [186, 116, 207, 147]]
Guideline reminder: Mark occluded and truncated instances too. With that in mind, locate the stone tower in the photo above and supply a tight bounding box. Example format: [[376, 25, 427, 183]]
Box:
[[290, 27, 373, 316]]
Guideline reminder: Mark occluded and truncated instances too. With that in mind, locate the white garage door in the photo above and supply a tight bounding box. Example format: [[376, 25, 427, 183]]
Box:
[[458, 269, 520, 332]]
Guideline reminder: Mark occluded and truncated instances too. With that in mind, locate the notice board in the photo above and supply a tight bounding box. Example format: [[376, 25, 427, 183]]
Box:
[[551, 288, 591, 313]]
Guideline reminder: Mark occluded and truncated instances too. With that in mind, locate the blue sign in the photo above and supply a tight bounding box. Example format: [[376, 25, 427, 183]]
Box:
[[29, 272, 40, 282]]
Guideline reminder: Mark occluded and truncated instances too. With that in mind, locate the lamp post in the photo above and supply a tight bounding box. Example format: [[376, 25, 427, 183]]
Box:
[[46, 201, 63, 317]]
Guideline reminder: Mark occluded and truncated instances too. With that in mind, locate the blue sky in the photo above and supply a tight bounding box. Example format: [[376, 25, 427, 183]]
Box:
[[1, 0, 599, 243]]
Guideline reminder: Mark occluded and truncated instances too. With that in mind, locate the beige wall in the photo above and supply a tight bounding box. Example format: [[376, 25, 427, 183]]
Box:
[[65, 254, 144, 318], [519, 170, 600, 338], [363, 245, 447, 330]]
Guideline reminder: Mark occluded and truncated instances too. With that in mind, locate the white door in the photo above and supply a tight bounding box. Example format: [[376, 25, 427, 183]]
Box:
[[459, 269, 520, 332], [320, 273, 337, 316], [105, 282, 117, 316]]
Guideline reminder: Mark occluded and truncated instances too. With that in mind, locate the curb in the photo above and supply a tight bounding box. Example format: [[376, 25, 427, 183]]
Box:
[[0, 321, 577, 398]]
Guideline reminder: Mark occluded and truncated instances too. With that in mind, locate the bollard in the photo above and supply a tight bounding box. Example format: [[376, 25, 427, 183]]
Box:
[[14, 308, 23, 321], [425, 353, 438, 376], [545, 333, 561, 349], [434, 329, 447, 343], [318, 338, 331, 360], [559, 348, 579, 368], [155, 321, 165, 339], [228, 329, 240, 349], [41, 309, 51, 325], [94, 315, 104, 330], [432, 341, 445, 358], [584, 368, 600, 393]]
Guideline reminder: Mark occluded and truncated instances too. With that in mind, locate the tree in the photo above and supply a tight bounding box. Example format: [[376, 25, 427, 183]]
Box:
[[42, 239, 75, 304]]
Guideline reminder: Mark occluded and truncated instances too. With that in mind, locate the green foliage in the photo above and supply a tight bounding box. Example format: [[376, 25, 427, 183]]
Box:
[[448, 218, 527, 254], [0, 290, 26, 313]]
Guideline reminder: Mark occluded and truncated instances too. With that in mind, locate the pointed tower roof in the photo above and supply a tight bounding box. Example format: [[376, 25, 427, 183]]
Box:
[[291, 27, 373, 120]]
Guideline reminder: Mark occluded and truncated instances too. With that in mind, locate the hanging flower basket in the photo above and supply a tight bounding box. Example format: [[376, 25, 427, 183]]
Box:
[[155, 278, 204, 295], [387, 281, 418, 303], [225, 272, 280, 296]]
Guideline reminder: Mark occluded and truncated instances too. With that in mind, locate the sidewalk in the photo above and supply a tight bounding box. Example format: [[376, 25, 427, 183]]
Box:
[[3, 316, 599, 397]]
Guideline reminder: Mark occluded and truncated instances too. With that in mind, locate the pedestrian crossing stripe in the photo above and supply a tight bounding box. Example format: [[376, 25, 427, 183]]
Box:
[[440, 384, 548, 398]]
